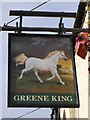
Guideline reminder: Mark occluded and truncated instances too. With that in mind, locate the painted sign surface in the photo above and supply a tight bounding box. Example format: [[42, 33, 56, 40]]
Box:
[[8, 33, 79, 107]]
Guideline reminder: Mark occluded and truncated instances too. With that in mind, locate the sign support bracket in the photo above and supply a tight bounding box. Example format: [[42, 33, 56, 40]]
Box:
[[51, 108, 60, 120], [19, 16, 22, 34], [58, 17, 63, 35], [0, 10, 89, 33]]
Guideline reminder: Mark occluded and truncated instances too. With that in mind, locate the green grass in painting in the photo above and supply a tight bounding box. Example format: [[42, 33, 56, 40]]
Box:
[[10, 66, 75, 94]]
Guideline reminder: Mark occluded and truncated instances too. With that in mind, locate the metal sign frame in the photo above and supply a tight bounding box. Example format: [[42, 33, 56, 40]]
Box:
[[1, 10, 89, 34]]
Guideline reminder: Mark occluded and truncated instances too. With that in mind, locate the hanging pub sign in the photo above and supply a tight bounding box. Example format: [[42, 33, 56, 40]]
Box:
[[8, 33, 79, 107]]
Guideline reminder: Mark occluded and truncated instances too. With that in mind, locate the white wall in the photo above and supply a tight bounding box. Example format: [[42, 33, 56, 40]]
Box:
[[75, 53, 88, 118], [88, 51, 90, 120], [60, 4, 89, 119], [73, 4, 89, 119]]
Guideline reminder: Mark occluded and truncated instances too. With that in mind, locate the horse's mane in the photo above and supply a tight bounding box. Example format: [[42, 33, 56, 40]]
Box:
[[44, 50, 60, 59]]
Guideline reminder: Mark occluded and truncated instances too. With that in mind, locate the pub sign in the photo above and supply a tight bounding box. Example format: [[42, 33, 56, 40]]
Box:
[[8, 33, 79, 107]]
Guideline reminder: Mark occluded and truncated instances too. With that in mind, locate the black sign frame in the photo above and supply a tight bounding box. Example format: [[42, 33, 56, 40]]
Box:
[[8, 33, 79, 108]]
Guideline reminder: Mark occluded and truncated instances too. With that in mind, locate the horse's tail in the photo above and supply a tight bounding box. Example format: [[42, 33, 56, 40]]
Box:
[[16, 57, 28, 66], [13, 53, 28, 66]]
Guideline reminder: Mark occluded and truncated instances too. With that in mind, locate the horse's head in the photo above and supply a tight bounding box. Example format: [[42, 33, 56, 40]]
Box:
[[59, 51, 67, 61]]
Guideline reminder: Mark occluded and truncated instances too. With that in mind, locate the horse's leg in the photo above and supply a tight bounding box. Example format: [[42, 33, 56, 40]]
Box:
[[18, 68, 28, 79], [47, 71, 55, 81], [34, 68, 44, 83], [54, 69, 65, 85], [18, 66, 33, 79]]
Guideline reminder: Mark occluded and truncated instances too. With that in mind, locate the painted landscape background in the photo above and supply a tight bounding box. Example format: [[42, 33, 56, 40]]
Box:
[[9, 34, 75, 94]]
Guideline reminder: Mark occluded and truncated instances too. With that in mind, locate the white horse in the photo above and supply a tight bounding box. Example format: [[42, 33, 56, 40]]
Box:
[[18, 51, 67, 85]]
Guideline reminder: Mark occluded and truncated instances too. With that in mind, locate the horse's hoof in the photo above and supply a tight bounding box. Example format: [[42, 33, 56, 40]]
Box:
[[62, 82, 65, 85], [18, 77, 21, 80], [59, 82, 65, 85], [40, 81, 44, 84]]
